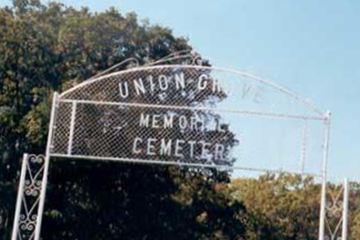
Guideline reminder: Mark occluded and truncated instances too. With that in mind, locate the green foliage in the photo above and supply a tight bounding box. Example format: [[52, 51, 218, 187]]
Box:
[[1, 1, 360, 239], [0, 1, 245, 239], [349, 183, 360, 239], [228, 174, 320, 240]]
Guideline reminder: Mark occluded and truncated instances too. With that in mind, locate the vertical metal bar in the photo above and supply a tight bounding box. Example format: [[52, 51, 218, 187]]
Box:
[[11, 153, 28, 240], [342, 178, 349, 240], [34, 92, 58, 240], [67, 101, 77, 155], [319, 111, 331, 240], [300, 120, 308, 173]]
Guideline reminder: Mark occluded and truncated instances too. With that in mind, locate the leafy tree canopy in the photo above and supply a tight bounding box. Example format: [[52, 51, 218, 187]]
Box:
[[1, 1, 360, 239], [0, 1, 246, 239]]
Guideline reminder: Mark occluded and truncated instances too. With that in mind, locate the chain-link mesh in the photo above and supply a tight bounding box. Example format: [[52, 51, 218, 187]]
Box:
[[50, 65, 326, 175]]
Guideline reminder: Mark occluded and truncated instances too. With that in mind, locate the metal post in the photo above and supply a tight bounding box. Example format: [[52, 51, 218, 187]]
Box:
[[319, 111, 331, 240], [67, 101, 77, 155], [11, 153, 28, 240], [342, 178, 349, 240], [300, 120, 308, 174], [34, 92, 58, 240]]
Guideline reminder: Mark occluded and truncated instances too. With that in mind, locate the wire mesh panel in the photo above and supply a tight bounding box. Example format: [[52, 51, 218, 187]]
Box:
[[49, 65, 326, 175]]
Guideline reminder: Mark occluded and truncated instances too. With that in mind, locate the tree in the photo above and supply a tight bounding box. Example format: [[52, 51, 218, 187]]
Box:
[[2, 2, 359, 240], [0, 1, 247, 239], [350, 182, 360, 239], [227, 174, 321, 240]]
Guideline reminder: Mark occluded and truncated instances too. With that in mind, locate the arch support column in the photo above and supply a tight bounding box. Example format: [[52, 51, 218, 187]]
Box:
[[11, 154, 46, 240]]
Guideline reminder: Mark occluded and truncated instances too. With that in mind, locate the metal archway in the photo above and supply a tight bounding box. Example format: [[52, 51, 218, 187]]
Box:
[[12, 63, 334, 240]]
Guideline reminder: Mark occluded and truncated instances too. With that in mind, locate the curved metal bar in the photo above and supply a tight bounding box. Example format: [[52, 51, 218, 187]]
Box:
[[145, 54, 195, 66], [149, 50, 192, 61], [88, 57, 139, 80], [145, 50, 201, 66], [59, 64, 325, 116]]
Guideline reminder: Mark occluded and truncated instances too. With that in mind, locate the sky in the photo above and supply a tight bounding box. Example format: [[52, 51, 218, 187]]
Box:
[[1, 0, 359, 181]]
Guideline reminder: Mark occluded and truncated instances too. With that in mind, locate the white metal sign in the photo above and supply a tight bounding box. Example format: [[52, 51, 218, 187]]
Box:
[[12, 63, 332, 240], [50, 65, 326, 173]]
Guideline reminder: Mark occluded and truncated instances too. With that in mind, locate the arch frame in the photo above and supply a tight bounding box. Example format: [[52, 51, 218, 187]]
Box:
[[11, 63, 332, 240]]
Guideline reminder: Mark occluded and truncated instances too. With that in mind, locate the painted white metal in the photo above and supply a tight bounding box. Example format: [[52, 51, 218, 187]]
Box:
[[145, 52, 202, 66], [89, 57, 139, 80], [59, 65, 324, 116], [34, 92, 58, 240], [10, 154, 46, 240], [319, 111, 331, 240], [12, 63, 331, 239], [67, 101, 77, 155], [59, 98, 325, 121], [300, 120, 308, 173], [49, 153, 321, 177], [342, 178, 349, 240], [11, 153, 28, 240]]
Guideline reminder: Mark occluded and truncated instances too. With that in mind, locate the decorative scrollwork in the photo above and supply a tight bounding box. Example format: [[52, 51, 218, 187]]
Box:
[[325, 185, 345, 239], [28, 155, 44, 164], [13, 154, 46, 240], [146, 50, 206, 66], [190, 53, 204, 66], [19, 213, 37, 231]]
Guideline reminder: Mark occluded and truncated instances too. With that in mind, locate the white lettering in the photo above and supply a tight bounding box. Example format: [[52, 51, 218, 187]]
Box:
[[132, 137, 142, 154], [163, 115, 174, 129], [134, 78, 146, 95], [158, 75, 168, 91], [160, 138, 172, 156], [175, 139, 185, 157], [198, 74, 208, 90], [139, 114, 150, 127], [188, 140, 196, 158], [174, 72, 185, 89], [119, 82, 129, 99], [147, 75, 156, 92], [215, 144, 225, 160], [200, 141, 211, 159], [146, 138, 156, 155], [179, 116, 188, 130], [242, 84, 252, 99], [152, 114, 161, 128], [253, 87, 264, 103]]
